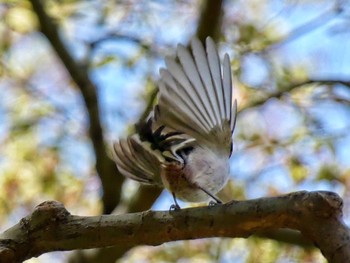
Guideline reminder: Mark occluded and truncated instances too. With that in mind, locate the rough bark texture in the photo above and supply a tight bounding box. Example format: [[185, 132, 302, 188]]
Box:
[[0, 191, 348, 263]]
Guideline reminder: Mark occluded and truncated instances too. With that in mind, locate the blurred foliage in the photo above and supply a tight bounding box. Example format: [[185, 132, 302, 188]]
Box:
[[120, 237, 327, 263], [1, 0, 350, 262]]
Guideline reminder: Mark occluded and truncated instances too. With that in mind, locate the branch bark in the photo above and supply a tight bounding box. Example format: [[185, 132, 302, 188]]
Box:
[[0, 191, 349, 263], [196, 0, 223, 42], [28, 0, 123, 213]]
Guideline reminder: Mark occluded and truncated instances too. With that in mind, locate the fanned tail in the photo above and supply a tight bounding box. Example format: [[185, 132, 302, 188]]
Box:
[[157, 37, 237, 155]]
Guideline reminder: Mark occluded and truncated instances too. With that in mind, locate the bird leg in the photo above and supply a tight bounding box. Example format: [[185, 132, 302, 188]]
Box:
[[197, 185, 222, 205], [170, 192, 181, 211]]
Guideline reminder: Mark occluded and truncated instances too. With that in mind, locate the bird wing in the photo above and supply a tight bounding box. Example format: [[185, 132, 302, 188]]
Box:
[[113, 135, 164, 185], [156, 37, 237, 155]]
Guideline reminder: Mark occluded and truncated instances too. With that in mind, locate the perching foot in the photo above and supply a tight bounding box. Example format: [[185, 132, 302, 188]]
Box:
[[208, 200, 222, 206], [169, 204, 181, 211]]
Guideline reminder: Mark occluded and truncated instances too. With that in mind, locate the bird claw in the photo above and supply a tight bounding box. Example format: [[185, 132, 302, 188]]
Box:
[[209, 200, 222, 206], [169, 204, 181, 211]]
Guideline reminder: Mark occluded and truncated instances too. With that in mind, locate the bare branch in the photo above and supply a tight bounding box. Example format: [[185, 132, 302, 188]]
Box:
[[136, 87, 159, 126], [242, 78, 350, 111], [196, 0, 223, 42], [266, 5, 342, 52], [0, 191, 349, 262], [240, 2, 345, 54], [83, 33, 167, 68]]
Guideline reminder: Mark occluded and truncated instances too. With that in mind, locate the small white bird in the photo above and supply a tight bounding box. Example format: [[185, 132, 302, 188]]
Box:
[[113, 37, 237, 209]]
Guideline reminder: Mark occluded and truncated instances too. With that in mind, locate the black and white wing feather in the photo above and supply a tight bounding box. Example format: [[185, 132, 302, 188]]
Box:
[[113, 135, 164, 185], [156, 37, 237, 155]]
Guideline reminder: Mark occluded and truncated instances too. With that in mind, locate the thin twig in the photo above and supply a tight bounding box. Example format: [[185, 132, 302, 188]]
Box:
[[241, 78, 350, 111]]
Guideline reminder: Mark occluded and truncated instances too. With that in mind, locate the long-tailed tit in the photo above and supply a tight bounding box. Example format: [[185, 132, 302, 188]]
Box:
[[113, 37, 237, 209]]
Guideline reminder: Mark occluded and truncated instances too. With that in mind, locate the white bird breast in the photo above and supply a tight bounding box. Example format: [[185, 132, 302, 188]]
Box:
[[161, 146, 230, 202], [188, 147, 230, 192]]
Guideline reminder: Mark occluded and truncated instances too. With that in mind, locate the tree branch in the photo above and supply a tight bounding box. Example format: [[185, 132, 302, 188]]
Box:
[[0, 191, 349, 262], [242, 78, 350, 111], [28, 0, 123, 213], [266, 4, 342, 52], [196, 0, 223, 42], [240, 2, 344, 55]]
